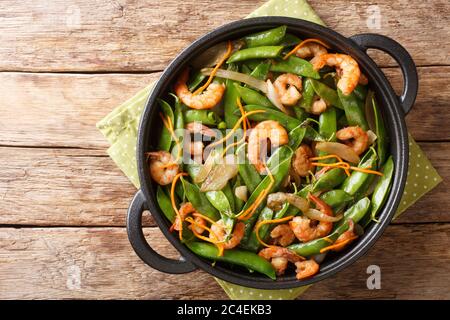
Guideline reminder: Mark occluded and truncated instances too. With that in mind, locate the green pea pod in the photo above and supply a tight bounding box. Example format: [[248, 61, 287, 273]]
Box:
[[244, 25, 287, 47], [236, 143, 262, 194], [288, 125, 306, 149], [205, 190, 235, 235], [186, 242, 276, 280], [341, 149, 378, 196], [181, 178, 220, 221], [338, 89, 369, 130], [320, 190, 353, 210], [223, 64, 241, 129], [317, 107, 337, 163], [234, 84, 274, 109], [279, 33, 301, 47], [232, 175, 245, 212], [310, 79, 344, 109], [184, 109, 222, 126], [157, 99, 174, 151], [353, 84, 368, 102], [293, 106, 308, 122], [249, 62, 271, 81], [298, 78, 315, 112], [272, 186, 312, 222], [312, 168, 347, 193], [244, 59, 262, 70], [371, 96, 388, 166], [187, 70, 206, 92], [227, 46, 284, 63], [222, 182, 236, 213], [237, 104, 301, 131], [371, 156, 394, 221], [302, 124, 324, 142], [270, 56, 320, 79], [242, 207, 274, 252], [240, 146, 294, 247], [289, 197, 370, 256], [241, 64, 253, 75], [156, 186, 194, 242]]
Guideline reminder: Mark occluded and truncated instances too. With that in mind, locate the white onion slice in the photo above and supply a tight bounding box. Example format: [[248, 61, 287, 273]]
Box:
[[266, 79, 288, 114], [315, 141, 360, 164], [193, 149, 220, 183], [284, 193, 310, 214], [235, 186, 248, 202], [200, 155, 238, 192], [201, 68, 267, 93], [367, 130, 378, 145], [304, 208, 343, 222]]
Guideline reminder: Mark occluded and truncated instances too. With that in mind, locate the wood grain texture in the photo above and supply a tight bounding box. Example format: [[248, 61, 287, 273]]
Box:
[[0, 0, 448, 72], [0, 67, 448, 151], [0, 224, 448, 299], [0, 142, 447, 226]]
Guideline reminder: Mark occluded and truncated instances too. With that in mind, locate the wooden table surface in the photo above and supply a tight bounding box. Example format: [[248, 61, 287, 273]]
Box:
[[0, 0, 449, 299]]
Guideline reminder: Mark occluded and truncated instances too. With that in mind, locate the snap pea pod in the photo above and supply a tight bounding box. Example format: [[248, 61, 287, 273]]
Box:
[[234, 84, 274, 109], [288, 125, 306, 149], [320, 190, 353, 211], [270, 56, 320, 79], [242, 207, 274, 252], [186, 242, 276, 280], [370, 95, 388, 166], [205, 190, 235, 235], [353, 84, 368, 102], [222, 182, 236, 213], [293, 106, 308, 122], [237, 104, 301, 131], [185, 162, 201, 181], [338, 89, 369, 130], [371, 156, 394, 221], [249, 62, 271, 81], [244, 25, 287, 48], [317, 107, 337, 163], [171, 94, 184, 170], [288, 197, 370, 256], [157, 99, 174, 151], [232, 175, 245, 212], [236, 143, 262, 194], [302, 124, 324, 142], [184, 109, 222, 126], [310, 79, 343, 109], [279, 33, 301, 47], [156, 186, 194, 242], [244, 59, 262, 70], [223, 64, 241, 128], [341, 149, 378, 196], [187, 70, 206, 92], [227, 46, 284, 63], [241, 64, 253, 75], [240, 146, 294, 247], [312, 168, 347, 193], [181, 178, 220, 221], [298, 78, 315, 112]]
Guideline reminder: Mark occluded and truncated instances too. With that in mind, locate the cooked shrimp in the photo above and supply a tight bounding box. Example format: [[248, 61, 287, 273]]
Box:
[[248, 120, 289, 173], [292, 144, 314, 177], [173, 202, 206, 234], [295, 42, 327, 61], [147, 151, 179, 185], [259, 246, 304, 275], [209, 220, 245, 249], [271, 224, 295, 247], [332, 219, 358, 252], [295, 259, 319, 280], [311, 96, 328, 115], [313, 53, 361, 95], [336, 126, 369, 155], [186, 122, 218, 138], [289, 194, 333, 242], [273, 73, 303, 106], [174, 68, 225, 109]]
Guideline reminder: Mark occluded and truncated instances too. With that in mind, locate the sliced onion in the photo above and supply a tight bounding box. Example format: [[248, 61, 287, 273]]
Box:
[[201, 68, 267, 93], [200, 155, 238, 192], [367, 130, 378, 145], [315, 141, 360, 164], [312, 252, 327, 264], [304, 208, 343, 222], [191, 40, 244, 68], [193, 149, 219, 183], [266, 79, 288, 114], [235, 186, 248, 202], [285, 193, 309, 214]]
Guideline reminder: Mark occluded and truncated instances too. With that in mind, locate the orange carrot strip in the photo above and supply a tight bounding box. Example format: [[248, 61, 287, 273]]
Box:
[[283, 38, 331, 60], [254, 216, 296, 248], [170, 172, 188, 240], [319, 236, 359, 253], [193, 41, 233, 95], [350, 166, 384, 176]]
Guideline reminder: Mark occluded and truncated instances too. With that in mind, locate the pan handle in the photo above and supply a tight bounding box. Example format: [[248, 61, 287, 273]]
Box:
[[350, 33, 418, 115], [127, 190, 197, 274]]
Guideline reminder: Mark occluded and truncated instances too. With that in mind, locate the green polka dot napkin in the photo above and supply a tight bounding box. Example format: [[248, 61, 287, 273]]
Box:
[[96, 0, 442, 300]]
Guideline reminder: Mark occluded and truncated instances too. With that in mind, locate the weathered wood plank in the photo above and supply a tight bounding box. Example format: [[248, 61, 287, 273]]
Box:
[[0, 67, 448, 151], [0, 0, 448, 72], [0, 224, 448, 299], [0, 142, 447, 227]]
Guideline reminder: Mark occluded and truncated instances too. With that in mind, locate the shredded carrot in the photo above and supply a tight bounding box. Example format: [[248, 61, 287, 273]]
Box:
[[221, 98, 248, 157], [185, 216, 225, 256], [283, 38, 331, 60], [193, 41, 233, 95], [170, 172, 188, 240], [159, 112, 182, 168], [350, 166, 384, 176], [192, 212, 217, 226], [323, 237, 333, 243], [254, 216, 295, 248], [311, 154, 351, 176], [310, 154, 383, 177], [319, 236, 358, 253]]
